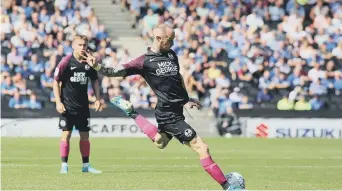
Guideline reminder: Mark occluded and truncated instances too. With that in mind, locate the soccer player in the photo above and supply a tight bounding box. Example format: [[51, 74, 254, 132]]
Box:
[[53, 35, 102, 174], [83, 24, 242, 189]]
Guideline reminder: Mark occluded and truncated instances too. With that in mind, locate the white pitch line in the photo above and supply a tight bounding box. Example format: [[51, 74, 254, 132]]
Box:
[[2, 156, 342, 160], [1, 164, 342, 169], [2, 190, 342, 191]]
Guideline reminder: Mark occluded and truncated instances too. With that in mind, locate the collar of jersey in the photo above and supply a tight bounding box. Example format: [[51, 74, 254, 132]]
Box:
[[146, 47, 164, 56]]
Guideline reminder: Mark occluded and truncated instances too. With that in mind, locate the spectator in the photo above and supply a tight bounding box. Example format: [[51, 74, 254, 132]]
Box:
[[40, 70, 54, 89], [257, 88, 273, 103], [309, 95, 325, 110], [216, 88, 231, 116], [7, 47, 23, 66], [272, 72, 290, 90], [8, 91, 27, 109], [308, 63, 326, 82], [216, 107, 242, 137], [28, 54, 44, 75], [229, 87, 244, 105], [289, 86, 304, 102], [333, 72, 342, 91], [238, 96, 253, 110], [12, 73, 31, 96], [207, 62, 221, 80], [277, 95, 294, 110], [246, 10, 264, 29], [1, 58, 11, 73], [259, 70, 272, 89], [309, 78, 328, 96], [24, 93, 42, 109], [1, 76, 16, 96], [96, 25, 109, 41], [142, 9, 159, 40], [332, 41, 342, 59], [294, 96, 312, 111]]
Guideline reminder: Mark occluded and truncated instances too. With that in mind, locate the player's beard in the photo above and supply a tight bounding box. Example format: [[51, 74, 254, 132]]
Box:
[[160, 45, 170, 53]]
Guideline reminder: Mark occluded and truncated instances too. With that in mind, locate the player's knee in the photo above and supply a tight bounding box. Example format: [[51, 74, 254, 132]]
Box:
[[80, 137, 89, 141], [79, 131, 89, 141], [61, 131, 72, 142], [154, 141, 167, 149], [196, 142, 209, 158], [154, 138, 169, 149], [189, 136, 209, 156], [154, 133, 170, 149]]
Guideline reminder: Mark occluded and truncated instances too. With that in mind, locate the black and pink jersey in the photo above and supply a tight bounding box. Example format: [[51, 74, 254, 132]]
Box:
[[54, 54, 98, 114], [121, 48, 189, 113]]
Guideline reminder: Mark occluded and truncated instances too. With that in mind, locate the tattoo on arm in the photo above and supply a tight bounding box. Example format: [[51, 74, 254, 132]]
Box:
[[98, 65, 126, 77]]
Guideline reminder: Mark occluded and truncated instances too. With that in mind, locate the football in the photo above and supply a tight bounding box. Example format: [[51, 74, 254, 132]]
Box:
[[226, 172, 246, 190]]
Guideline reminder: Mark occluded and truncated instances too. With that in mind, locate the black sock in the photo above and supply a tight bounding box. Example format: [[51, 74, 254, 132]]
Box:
[[221, 180, 229, 189], [61, 157, 68, 163], [82, 156, 89, 163], [129, 110, 139, 119]]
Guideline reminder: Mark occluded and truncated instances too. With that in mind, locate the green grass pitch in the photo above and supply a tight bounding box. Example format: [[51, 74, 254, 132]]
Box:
[[1, 138, 342, 190]]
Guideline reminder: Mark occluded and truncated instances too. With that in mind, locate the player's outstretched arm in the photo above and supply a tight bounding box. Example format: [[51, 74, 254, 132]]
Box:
[[80, 50, 127, 77], [95, 64, 127, 77], [180, 74, 202, 110], [81, 50, 143, 77]]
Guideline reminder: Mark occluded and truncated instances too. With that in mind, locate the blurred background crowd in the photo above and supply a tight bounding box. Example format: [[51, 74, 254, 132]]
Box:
[[1, 0, 342, 117]]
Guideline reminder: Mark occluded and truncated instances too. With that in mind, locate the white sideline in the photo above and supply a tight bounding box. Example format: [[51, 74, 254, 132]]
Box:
[[2, 156, 342, 160], [3, 190, 342, 191]]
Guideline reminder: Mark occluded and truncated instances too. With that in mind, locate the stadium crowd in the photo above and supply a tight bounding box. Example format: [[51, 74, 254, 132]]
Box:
[[1, 0, 115, 110], [1, 0, 342, 116], [121, 0, 342, 115]]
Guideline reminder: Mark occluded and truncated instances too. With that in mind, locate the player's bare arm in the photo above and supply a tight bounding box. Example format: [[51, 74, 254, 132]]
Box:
[[81, 50, 127, 77], [53, 80, 66, 113], [180, 74, 202, 110], [91, 79, 101, 111]]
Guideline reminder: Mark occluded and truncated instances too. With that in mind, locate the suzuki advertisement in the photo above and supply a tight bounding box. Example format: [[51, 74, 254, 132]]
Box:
[[245, 118, 342, 139]]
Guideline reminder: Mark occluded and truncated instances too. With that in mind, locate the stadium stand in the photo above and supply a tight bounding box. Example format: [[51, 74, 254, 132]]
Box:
[[120, 0, 342, 116], [1, 0, 342, 118]]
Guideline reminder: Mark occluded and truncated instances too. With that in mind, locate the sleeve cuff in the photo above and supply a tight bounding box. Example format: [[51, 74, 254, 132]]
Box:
[[94, 64, 102, 71]]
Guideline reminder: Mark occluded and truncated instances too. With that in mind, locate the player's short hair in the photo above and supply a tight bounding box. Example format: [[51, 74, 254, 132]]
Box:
[[73, 35, 88, 43], [153, 24, 170, 34]]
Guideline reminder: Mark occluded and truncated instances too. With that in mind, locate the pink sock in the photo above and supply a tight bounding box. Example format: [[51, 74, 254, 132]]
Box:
[[60, 141, 69, 158], [79, 140, 90, 157], [200, 155, 227, 185], [134, 114, 158, 141]]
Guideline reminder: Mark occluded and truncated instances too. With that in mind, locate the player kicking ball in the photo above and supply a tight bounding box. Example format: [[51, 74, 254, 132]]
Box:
[[53, 35, 102, 174], [82, 24, 245, 189]]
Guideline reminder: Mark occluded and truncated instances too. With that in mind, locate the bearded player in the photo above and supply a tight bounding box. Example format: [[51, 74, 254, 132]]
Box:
[[53, 35, 102, 174]]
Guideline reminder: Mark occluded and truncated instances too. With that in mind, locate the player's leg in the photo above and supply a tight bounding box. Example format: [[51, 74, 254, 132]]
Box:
[[186, 135, 229, 189], [111, 96, 173, 148], [110, 96, 159, 142], [59, 115, 73, 173], [153, 132, 172, 149], [77, 117, 102, 173], [79, 131, 90, 168], [168, 120, 229, 190]]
